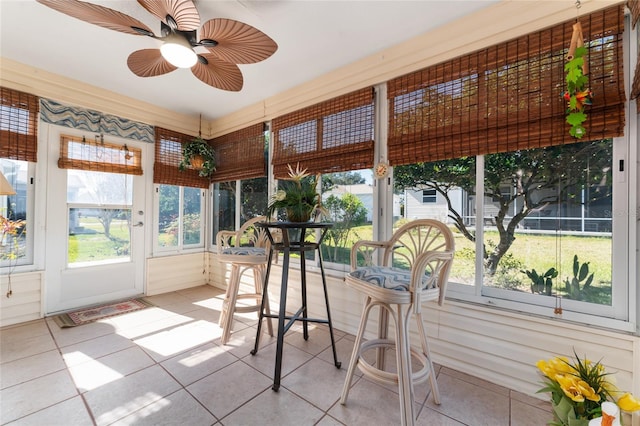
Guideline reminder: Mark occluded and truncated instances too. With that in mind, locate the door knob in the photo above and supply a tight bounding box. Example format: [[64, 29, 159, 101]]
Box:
[[133, 221, 144, 227]]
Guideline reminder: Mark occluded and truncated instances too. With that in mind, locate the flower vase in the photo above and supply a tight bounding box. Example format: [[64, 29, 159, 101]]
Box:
[[568, 418, 589, 426], [286, 206, 312, 223], [588, 402, 622, 426], [552, 397, 589, 426], [190, 155, 204, 170]]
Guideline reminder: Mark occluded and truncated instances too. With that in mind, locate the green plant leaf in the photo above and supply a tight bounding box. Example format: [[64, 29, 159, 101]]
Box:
[[569, 124, 586, 138], [567, 112, 587, 126], [578, 262, 589, 281], [565, 45, 589, 139], [574, 45, 587, 58], [566, 63, 584, 84]]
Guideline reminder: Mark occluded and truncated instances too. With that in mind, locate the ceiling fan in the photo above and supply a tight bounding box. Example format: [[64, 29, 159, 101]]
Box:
[[36, 0, 278, 92]]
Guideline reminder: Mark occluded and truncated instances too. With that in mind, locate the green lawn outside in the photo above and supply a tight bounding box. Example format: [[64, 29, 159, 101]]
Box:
[[68, 218, 131, 263], [68, 218, 612, 303], [321, 224, 612, 303]]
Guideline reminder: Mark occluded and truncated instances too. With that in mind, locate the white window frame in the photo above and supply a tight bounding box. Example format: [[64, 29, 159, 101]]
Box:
[[371, 71, 636, 331], [153, 184, 206, 255], [422, 189, 437, 203], [0, 160, 35, 271], [439, 136, 634, 333]]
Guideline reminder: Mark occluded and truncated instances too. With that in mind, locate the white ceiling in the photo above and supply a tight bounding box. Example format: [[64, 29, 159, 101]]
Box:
[[0, 0, 497, 121]]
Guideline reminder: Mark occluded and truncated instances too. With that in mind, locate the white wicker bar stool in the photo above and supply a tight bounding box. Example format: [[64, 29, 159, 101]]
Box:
[[340, 219, 455, 426], [217, 216, 274, 345]]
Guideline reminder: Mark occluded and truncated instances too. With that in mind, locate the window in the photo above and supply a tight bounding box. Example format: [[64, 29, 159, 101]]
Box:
[[67, 170, 133, 266], [56, 134, 144, 266], [153, 128, 210, 253], [422, 189, 436, 203], [394, 158, 477, 285], [1, 87, 39, 270], [271, 88, 375, 268], [156, 184, 204, 251], [210, 123, 268, 238], [0, 159, 33, 268], [320, 169, 373, 268], [386, 5, 629, 327], [393, 139, 623, 320], [481, 141, 615, 310], [212, 177, 268, 239]]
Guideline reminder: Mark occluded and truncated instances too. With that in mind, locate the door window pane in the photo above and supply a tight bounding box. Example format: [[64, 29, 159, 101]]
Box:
[[67, 169, 133, 267], [67, 170, 132, 204], [68, 207, 131, 266]]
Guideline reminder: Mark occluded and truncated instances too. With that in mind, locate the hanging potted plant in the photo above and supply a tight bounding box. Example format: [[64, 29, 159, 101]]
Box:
[[178, 137, 216, 178]]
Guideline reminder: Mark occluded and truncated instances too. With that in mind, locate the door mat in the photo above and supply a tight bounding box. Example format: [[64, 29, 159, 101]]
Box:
[[52, 298, 154, 328]]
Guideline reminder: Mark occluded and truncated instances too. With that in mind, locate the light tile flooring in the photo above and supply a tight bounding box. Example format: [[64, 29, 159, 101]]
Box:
[[1, 285, 552, 425]]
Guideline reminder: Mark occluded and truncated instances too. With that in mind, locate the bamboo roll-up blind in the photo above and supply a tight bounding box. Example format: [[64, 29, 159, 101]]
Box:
[[0, 87, 39, 162], [271, 87, 375, 179], [628, 0, 640, 27], [58, 134, 142, 175], [387, 5, 625, 166], [210, 123, 265, 183], [154, 127, 210, 189], [627, 1, 640, 105]]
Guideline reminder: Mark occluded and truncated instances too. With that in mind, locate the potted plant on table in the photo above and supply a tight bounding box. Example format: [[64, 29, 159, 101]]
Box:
[[178, 137, 216, 178], [266, 163, 326, 222]]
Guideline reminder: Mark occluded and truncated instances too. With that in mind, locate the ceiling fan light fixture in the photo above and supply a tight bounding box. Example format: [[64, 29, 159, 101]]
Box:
[[160, 34, 197, 68]]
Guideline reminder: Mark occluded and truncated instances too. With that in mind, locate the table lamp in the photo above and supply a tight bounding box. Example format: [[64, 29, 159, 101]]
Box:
[[0, 170, 15, 195]]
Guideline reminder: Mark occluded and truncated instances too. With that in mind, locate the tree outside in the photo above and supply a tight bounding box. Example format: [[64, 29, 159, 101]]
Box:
[[322, 192, 368, 263]]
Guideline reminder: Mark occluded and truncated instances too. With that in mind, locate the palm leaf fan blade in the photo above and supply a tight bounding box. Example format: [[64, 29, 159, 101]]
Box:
[[127, 49, 177, 77], [36, 0, 155, 36], [191, 54, 243, 91], [137, 0, 200, 31], [199, 18, 277, 64]]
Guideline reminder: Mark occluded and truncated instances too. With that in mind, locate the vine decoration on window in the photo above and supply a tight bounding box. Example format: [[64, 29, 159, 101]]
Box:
[[564, 20, 592, 139]]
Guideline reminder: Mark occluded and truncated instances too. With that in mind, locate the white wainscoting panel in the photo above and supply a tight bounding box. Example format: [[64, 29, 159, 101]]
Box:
[[146, 253, 209, 296], [0, 272, 44, 327]]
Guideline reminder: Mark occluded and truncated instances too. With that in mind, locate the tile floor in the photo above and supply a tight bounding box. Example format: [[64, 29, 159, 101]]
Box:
[[1, 285, 552, 425]]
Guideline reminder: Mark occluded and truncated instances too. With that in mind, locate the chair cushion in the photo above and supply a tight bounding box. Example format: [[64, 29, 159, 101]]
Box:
[[349, 266, 431, 291], [221, 247, 266, 256]]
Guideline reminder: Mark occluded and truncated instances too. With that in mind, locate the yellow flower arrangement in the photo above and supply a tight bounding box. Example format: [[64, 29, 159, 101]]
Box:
[[537, 352, 640, 425], [1, 215, 26, 260]]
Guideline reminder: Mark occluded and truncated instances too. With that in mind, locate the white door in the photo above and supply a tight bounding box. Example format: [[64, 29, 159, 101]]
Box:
[[45, 126, 148, 314]]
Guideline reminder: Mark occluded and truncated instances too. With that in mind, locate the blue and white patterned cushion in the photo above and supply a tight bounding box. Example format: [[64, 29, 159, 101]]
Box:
[[221, 247, 266, 256], [349, 266, 432, 291]]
